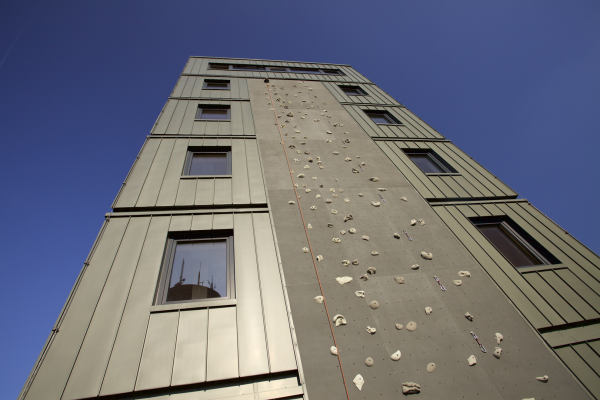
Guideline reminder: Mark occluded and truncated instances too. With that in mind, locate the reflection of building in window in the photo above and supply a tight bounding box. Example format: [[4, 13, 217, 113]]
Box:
[[190, 154, 228, 175], [364, 110, 401, 125], [340, 85, 367, 96], [195, 105, 231, 120], [403, 150, 457, 174], [203, 79, 230, 90]]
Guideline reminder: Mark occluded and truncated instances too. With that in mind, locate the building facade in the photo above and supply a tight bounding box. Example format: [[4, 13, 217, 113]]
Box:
[[19, 57, 600, 400]]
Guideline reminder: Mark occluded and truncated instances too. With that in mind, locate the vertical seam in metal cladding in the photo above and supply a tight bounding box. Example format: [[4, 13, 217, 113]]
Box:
[[111, 139, 150, 209], [168, 310, 181, 386]]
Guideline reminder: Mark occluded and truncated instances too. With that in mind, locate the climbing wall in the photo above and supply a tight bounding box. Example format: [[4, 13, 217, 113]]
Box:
[[248, 79, 588, 400]]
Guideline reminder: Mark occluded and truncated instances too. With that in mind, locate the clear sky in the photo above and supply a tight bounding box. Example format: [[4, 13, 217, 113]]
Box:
[[1, 1, 599, 398]]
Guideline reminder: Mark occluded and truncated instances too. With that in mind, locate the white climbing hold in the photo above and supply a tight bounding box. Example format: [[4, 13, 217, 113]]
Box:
[[312, 177, 317, 180], [410, 219, 417, 226], [316, 194, 321, 198], [345, 157, 352, 162], [330, 346, 338, 355], [468, 355, 477, 366], [378, 188, 386, 191], [411, 264, 420, 270], [344, 214, 353, 222], [344, 198, 350, 203], [352, 259, 359, 265], [333, 314, 346, 326], [366, 326, 377, 334], [294, 130, 301, 133], [369, 300, 379, 309], [362, 235, 370, 241], [336, 276, 353, 285], [419, 218, 425, 226], [402, 382, 420, 395], [493, 347, 502, 359], [458, 271, 471, 277], [314, 296, 323, 304], [371, 201, 381, 207], [307, 223, 312, 229], [310, 206, 317, 210], [465, 312, 474, 321], [340, 230, 346, 235], [394, 232, 401, 239], [421, 251, 433, 260], [394, 276, 405, 284], [305, 188, 311, 192], [453, 280, 462, 286], [371, 251, 379, 256], [391, 350, 402, 360], [325, 199, 332, 203], [333, 151, 339, 155], [495, 333, 503, 344], [365, 357, 374, 367], [395, 324, 404, 330], [342, 260, 350, 266], [293, 158, 299, 162], [536, 375, 549, 383], [348, 228, 356, 234], [304, 165, 310, 169], [297, 173, 305, 178], [407, 321, 417, 331], [331, 209, 338, 214], [359, 274, 369, 281], [355, 291, 365, 298], [425, 307, 433, 315], [289, 201, 295, 205], [332, 238, 341, 243], [367, 267, 376, 275], [358, 193, 364, 197], [302, 247, 309, 253], [330, 188, 336, 192], [316, 255, 324, 262], [400, 197, 408, 202], [353, 374, 364, 391], [427, 363, 436, 373], [369, 177, 380, 182]]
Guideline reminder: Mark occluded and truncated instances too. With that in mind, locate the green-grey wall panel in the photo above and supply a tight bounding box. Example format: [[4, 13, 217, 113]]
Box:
[[151, 100, 255, 136], [206, 307, 239, 381], [114, 138, 267, 209], [375, 140, 517, 200], [171, 309, 209, 386], [62, 217, 151, 400], [24, 218, 130, 400], [322, 82, 400, 105], [171, 76, 250, 100], [555, 345, 600, 399], [100, 216, 171, 396]]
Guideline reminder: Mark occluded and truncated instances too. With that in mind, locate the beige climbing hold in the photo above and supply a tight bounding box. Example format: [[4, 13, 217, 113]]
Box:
[[371, 251, 379, 256], [294, 130, 301, 133], [289, 201, 295, 205], [287, 112, 293, 117], [310, 206, 317, 210], [330, 188, 336, 192], [326, 139, 332, 143], [340, 229, 346, 235], [465, 312, 474, 321], [468, 355, 477, 366], [400, 197, 408, 202], [458, 271, 471, 277], [302, 247, 309, 253], [316, 255, 323, 262], [305, 188, 311, 192], [378, 188, 386, 191], [348, 228, 356, 234], [410, 219, 417, 226], [427, 363, 436, 373], [411, 264, 420, 270], [371, 201, 381, 207], [453, 280, 462, 286], [367, 267, 376, 275], [394, 233, 401, 239], [407, 321, 417, 331], [425, 307, 433, 315], [419, 218, 425, 226], [331, 209, 338, 214], [342, 260, 350, 266], [421, 251, 433, 260], [319, 165, 324, 169], [333, 314, 347, 326], [355, 291, 365, 298], [358, 193, 364, 197], [336, 276, 353, 285], [344, 157, 352, 162], [495, 333, 503, 344], [303, 165, 310, 169], [307, 223, 312, 229], [353, 374, 364, 391], [365, 357, 374, 367], [395, 324, 404, 330], [312, 176, 317, 180], [332, 238, 341, 243], [330, 346, 338, 355], [293, 158, 299, 162], [333, 151, 339, 155], [294, 183, 299, 188], [314, 296, 324, 304], [369, 177, 380, 182], [394, 276, 405, 284], [352, 259, 359, 265], [391, 350, 402, 360], [326, 130, 332, 134], [327, 223, 333, 227], [366, 326, 377, 334], [332, 193, 338, 198], [362, 235, 370, 241], [493, 347, 502, 359], [536, 375, 549, 383], [369, 300, 379, 309], [402, 382, 421, 395], [344, 214, 353, 222], [297, 173, 305, 178], [359, 274, 369, 281], [316, 194, 322, 198], [344, 198, 350, 203], [325, 199, 332, 203]]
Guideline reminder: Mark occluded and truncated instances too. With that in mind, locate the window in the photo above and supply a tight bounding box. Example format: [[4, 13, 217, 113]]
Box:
[[365, 110, 401, 125], [340, 85, 367, 96], [403, 149, 457, 174], [232, 64, 266, 71], [208, 63, 230, 70], [289, 67, 320, 73], [207, 63, 344, 75], [184, 149, 231, 176], [196, 105, 231, 120], [470, 216, 558, 269], [156, 235, 234, 305], [203, 79, 230, 90], [269, 67, 287, 71]]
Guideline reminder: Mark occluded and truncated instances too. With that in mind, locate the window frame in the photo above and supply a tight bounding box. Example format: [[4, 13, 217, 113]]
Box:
[[155, 234, 235, 306], [403, 149, 458, 174], [195, 105, 231, 121], [340, 85, 368, 96], [364, 110, 402, 125], [202, 79, 231, 90], [207, 63, 344, 75], [183, 148, 232, 176]]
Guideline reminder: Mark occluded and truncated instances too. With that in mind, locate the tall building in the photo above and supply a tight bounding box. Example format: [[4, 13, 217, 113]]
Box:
[[19, 57, 600, 400]]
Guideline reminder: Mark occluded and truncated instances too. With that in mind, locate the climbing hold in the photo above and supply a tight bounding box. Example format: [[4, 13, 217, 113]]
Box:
[[367, 267, 376, 275], [458, 271, 471, 277], [336, 276, 353, 285], [453, 280, 462, 286], [310, 206, 317, 210], [330, 188, 336, 192], [302, 247, 309, 253], [288, 144, 296, 149], [312, 177, 317, 180], [344, 198, 350, 203], [307, 223, 312, 229], [316, 255, 324, 262], [289, 201, 295, 205], [365, 357, 374, 367], [314, 296, 323, 304], [319, 165, 324, 169], [366, 326, 377, 334], [316, 194, 322, 198], [352, 259, 359, 265], [493, 347, 502, 359], [348, 228, 356, 234], [371, 251, 379, 256], [369, 300, 379, 309], [340, 230, 347, 235], [327, 223, 333, 227], [378, 188, 386, 191], [536, 375, 549, 383], [465, 312, 474, 321], [402, 382, 421, 395], [352, 168, 359, 173], [369, 177, 380, 182], [359, 274, 369, 281], [297, 173, 305, 178], [304, 165, 310, 169], [355, 291, 365, 297], [305, 188, 311, 193], [333, 151, 339, 155], [331, 209, 338, 214], [407, 321, 417, 331], [294, 130, 301, 133], [421, 252, 433, 260], [411, 264, 420, 270], [330, 346, 338, 355], [419, 219, 425, 226], [395, 324, 403, 330], [394, 233, 401, 239], [362, 235, 370, 241], [371, 201, 381, 207], [495, 333, 503, 344], [293, 158, 299, 162], [332, 193, 338, 198], [287, 112, 294, 117], [345, 157, 352, 162], [410, 219, 417, 226], [425, 307, 433, 315], [332, 238, 341, 243], [427, 363, 436, 373], [353, 374, 364, 391], [394, 277, 405, 284], [326, 130, 333, 134], [342, 260, 350, 266], [391, 350, 402, 360], [344, 214, 353, 222], [468, 355, 477, 366], [333, 314, 347, 326], [400, 197, 408, 202], [325, 199, 332, 203], [358, 193, 364, 197]]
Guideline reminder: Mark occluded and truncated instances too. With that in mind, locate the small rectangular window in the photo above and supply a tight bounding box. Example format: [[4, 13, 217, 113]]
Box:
[[232, 64, 266, 71], [196, 105, 231, 120], [403, 150, 457, 174], [208, 63, 230, 70], [365, 110, 401, 125], [340, 86, 367, 96], [289, 67, 320, 74], [268, 66, 287, 71], [156, 235, 234, 305], [322, 69, 342, 75], [203, 80, 230, 90]]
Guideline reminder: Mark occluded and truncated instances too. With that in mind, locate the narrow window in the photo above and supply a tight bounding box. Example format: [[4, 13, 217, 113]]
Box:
[[156, 236, 234, 305], [184, 148, 231, 176], [365, 110, 401, 125], [322, 69, 342, 75], [340, 86, 367, 96], [203, 80, 230, 90], [289, 67, 320, 74], [232, 64, 266, 71], [208, 63, 230, 70], [268, 67, 287, 71], [196, 105, 231, 120], [403, 150, 457, 174]]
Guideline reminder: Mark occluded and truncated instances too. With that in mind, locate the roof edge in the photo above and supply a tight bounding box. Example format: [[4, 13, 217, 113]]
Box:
[[188, 55, 352, 67]]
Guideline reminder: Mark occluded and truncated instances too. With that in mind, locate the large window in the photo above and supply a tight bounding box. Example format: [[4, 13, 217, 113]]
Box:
[[364, 110, 401, 125], [156, 235, 234, 305], [184, 148, 231, 176], [207, 63, 344, 75], [470, 216, 558, 269], [195, 105, 231, 120], [340, 85, 367, 96], [403, 149, 457, 174], [203, 79, 230, 90]]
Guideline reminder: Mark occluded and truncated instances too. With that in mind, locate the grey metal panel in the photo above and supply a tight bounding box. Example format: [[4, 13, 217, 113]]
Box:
[[252, 213, 297, 373], [156, 138, 189, 207], [175, 179, 197, 206], [241, 102, 256, 136], [169, 215, 192, 231], [165, 100, 187, 135], [136, 138, 176, 207], [24, 218, 129, 400], [171, 309, 209, 385], [62, 217, 151, 400], [206, 307, 239, 381], [556, 269, 600, 313], [116, 139, 160, 208], [231, 102, 243, 135], [212, 213, 233, 230], [245, 139, 267, 204], [153, 99, 177, 135], [172, 76, 187, 98], [440, 175, 471, 198], [233, 214, 270, 377], [543, 324, 600, 347], [183, 58, 195, 74], [100, 216, 171, 396], [231, 139, 250, 204], [524, 273, 581, 324], [180, 76, 196, 98], [195, 179, 216, 205], [213, 178, 232, 205], [179, 100, 199, 135], [555, 346, 600, 399], [540, 270, 600, 320], [135, 311, 180, 391], [191, 214, 213, 231], [191, 77, 204, 98]]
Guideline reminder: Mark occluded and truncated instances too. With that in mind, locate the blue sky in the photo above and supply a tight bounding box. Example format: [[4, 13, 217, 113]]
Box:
[[1, 1, 599, 398]]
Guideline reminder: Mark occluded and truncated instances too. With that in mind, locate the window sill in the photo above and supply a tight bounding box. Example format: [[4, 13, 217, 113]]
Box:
[[375, 123, 404, 126], [425, 173, 462, 176], [518, 264, 566, 274], [180, 175, 232, 179], [151, 299, 236, 313], [194, 119, 231, 122]]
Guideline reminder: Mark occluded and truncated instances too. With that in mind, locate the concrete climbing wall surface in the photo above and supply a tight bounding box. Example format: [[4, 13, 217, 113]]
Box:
[[248, 78, 589, 399]]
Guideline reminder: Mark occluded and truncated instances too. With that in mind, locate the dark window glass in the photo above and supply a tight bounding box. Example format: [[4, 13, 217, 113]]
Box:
[[232, 64, 266, 70], [208, 63, 230, 70], [203, 80, 230, 90], [365, 111, 399, 124], [198, 108, 229, 120], [407, 153, 446, 174], [322, 69, 341, 74], [166, 240, 228, 303], [269, 67, 287, 71], [477, 224, 541, 268], [341, 86, 366, 96], [190, 154, 228, 175], [289, 67, 320, 73]]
